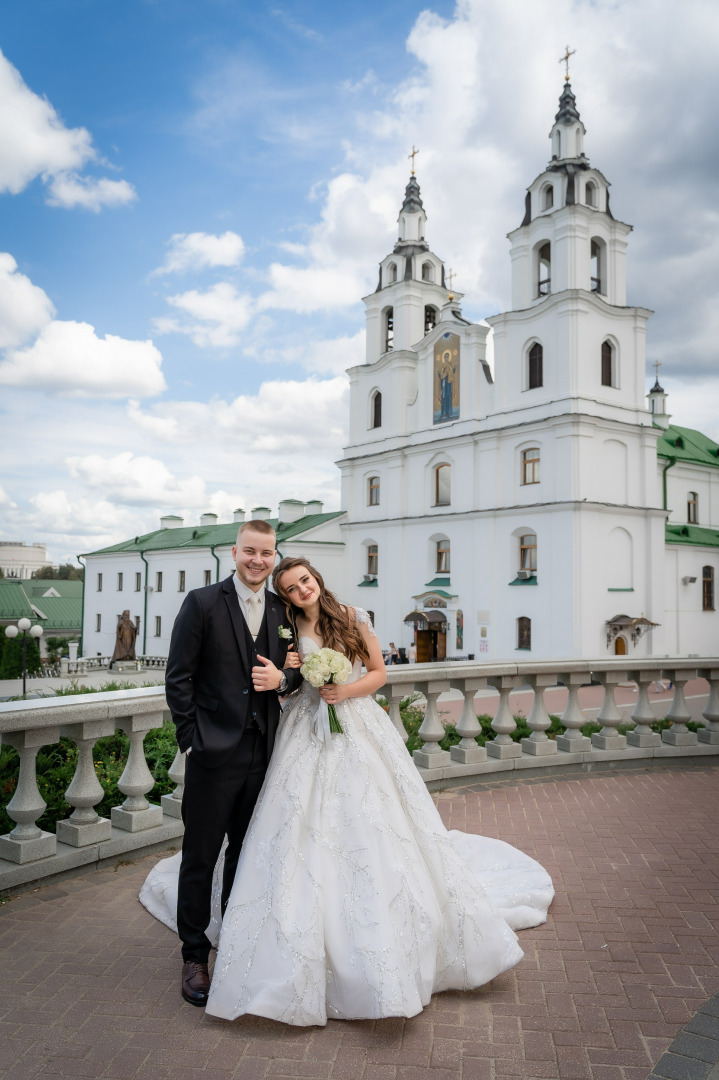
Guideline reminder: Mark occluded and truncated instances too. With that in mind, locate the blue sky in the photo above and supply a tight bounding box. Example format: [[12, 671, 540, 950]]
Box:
[[1, 0, 718, 564]]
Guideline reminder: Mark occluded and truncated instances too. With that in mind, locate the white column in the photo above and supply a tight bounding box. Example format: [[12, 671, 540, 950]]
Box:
[[626, 670, 661, 748], [57, 719, 114, 846], [556, 671, 592, 751], [111, 711, 165, 831], [450, 677, 487, 764], [383, 683, 414, 745], [661, 669, 698, 746], [591, 672, 627, 751], [521, 674, 558, 756], [160, 748, 186, 818], [487, 675, 523, 759], [0, 728, 59, 863], [413, 679, 452, 769], [698, 669, 719, 745]]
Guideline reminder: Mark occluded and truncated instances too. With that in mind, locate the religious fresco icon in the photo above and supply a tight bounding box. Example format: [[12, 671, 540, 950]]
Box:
[[433, 332, 460, 424], [456, 609, 463, 650]]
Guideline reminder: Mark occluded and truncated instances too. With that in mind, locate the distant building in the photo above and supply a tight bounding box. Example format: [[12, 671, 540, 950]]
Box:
[[81, 504, 344, 658], [0, 578, 82, 656], [0, 542, 48, 580]]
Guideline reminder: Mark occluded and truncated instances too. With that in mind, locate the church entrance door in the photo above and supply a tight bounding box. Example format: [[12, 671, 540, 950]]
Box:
[[614, 636, 627, 656], [416, 628, 446, 662]]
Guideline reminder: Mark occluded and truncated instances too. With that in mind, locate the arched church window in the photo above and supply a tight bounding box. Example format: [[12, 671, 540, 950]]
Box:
[[434, 464, 451, 506], [585, 181, 596, 207], [422, 262, 433, 282], [556, 130, 561, 158], [424, 305, 437, 334], [371, 391, 382, 429], [703, 566, 715, 611], [591, 239, 603, 293], [521, 447, 540, 485], [542, 185, 554, 210], [368, 476, 380, 506], [519, 534, 537, 574], [688, 492, 698, 524], [384, 308, 394, 352], [601, 341, 614, 387], [517, 617, 531, 650], [528, 343, 543, 390], [366, 544, 378, 576], [387, 262, 397, 284], [537, 243, 551, 297], [436, 539, 450, 574]]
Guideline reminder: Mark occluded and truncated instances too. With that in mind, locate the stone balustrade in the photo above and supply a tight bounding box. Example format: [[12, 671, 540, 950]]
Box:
[[1, 657, 717, 892]]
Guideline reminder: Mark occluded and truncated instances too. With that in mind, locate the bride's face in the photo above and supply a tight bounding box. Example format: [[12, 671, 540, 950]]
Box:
[[279, 565, 321, 610]]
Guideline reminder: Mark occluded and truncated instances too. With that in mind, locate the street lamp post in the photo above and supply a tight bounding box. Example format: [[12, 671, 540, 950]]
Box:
[[4, 618, 44, 698]]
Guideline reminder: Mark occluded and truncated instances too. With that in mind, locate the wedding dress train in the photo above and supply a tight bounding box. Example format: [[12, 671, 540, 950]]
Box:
[[140, 614, 553, 1025]]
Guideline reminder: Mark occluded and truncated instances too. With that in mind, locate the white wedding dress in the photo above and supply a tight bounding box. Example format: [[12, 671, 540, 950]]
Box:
[[140, 611, 553, 1026]]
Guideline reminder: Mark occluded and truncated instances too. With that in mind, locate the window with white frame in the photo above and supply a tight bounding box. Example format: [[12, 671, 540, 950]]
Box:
[[436, 539, 450, 574], [117, 572, 123, 591], [434, 464, 451, 506], [135, 572, 141, 591], [368, 476, 380, 506], [688, 492, 698, 524], [528, 343, 543, 389], [155, 615, 162, 637], [367, 544, 378, 576], [519, 533, 537, 574], [156, 571, 163, 592], [371, 391, 382, 429], [521, 447, 540, 485]]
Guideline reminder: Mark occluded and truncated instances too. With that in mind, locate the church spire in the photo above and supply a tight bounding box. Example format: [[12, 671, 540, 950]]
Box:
[[397, 172, 428, 245], [549, 78, 587, 162], [400, 174, 424, 216]]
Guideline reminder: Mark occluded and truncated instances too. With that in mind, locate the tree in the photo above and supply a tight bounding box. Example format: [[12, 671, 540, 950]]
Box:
[[45, 636, 71, 663], [32, 563, 84, 581], [0, 634, 42, 679]]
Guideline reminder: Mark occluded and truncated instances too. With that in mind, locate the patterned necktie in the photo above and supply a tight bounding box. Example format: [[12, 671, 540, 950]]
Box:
[[246, 593, 263, 639]]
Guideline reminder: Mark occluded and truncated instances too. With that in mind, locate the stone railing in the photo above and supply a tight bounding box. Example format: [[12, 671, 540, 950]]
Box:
[[1, 657, 717, 892], [55, 655, 168, 676]]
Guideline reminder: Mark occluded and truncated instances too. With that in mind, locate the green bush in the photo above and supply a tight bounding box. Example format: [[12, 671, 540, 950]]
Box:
[[0, 635, 42, 679]]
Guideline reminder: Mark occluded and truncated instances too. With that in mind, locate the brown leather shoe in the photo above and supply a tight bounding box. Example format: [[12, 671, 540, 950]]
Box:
[[181, 960, 210, 1006]]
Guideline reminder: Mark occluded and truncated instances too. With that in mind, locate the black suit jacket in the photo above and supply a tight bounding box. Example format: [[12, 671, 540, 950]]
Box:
[[165, 575, 302, 768]]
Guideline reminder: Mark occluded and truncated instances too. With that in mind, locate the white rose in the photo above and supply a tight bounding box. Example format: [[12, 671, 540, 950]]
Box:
[[307, 669, 325, 688]]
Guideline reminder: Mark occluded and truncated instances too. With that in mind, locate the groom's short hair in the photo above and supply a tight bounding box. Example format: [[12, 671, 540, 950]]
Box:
[[237, 519, 276, 543]]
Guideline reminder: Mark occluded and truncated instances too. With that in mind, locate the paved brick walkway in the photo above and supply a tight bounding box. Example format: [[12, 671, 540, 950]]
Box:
[[2, 767, 718, 1080]]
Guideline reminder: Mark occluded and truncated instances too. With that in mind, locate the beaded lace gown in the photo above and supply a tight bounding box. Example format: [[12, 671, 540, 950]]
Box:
[[139, 610, 553, 1026]]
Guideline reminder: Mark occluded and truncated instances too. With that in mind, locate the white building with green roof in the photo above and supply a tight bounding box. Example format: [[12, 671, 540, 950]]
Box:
[[81, 504, 345, 658]]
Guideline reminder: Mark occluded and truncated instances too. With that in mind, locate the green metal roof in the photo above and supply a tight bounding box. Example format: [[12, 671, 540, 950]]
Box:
[[29, 596, 82, 631], [657, 425, 719, 469], [0, 581, 36, 619], [665, 523, 719, 548], [424, 577, 451, 588], [82, 512, 346, 557], [0, 581, 81, 628], [25, 580, 83, 599]]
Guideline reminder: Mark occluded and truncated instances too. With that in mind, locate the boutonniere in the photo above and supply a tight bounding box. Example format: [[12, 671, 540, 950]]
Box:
[[278, 625, 293, 640]]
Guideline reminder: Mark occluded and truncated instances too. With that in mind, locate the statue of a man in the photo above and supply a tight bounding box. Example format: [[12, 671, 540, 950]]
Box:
[[111, 610, 138, 665]]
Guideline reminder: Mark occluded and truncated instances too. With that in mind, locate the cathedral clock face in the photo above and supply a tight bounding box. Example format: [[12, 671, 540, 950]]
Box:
[[433, 332, 460, 424]]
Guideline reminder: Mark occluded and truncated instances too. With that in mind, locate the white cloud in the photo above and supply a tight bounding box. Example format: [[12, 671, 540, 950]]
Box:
[[0, 48, 135, 209], [157, 282, 254, 347], [153, 231, 246, 275], [0, 252, 55, 348], [0, 320, 166, 398], [255, 330, 365, 376], [66, 452, 208, 507], [46, 172, 136, 212], [0, 484, 15, 508]]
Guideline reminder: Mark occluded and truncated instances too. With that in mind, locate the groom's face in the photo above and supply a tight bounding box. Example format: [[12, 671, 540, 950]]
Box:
[[232, 528, 276, 591]]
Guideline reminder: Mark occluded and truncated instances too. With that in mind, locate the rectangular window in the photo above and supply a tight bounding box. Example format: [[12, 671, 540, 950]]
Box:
[[96, 614, 101, 632], [367, 544, 378, 576], [688, 492, 698, 524], [519, 534, 537, 573], [368, 476, 380, 506], [521, 448, 540, 485], [178, 570, 186, 592], [97, 573, 102, 592], [155, 615, 162, 637], [435, 464, 451, 506], [156, 571, 163, 592], [135, 572, 142, 592], [703, 566, 715, 612], [204, 569, 212, 587], [517, 616, 531, 650], [117, 572, 123, 591], [436, 540, 450, 573]]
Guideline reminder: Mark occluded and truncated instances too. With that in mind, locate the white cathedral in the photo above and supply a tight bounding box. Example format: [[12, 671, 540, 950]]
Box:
[[82, 80, 719, 663]]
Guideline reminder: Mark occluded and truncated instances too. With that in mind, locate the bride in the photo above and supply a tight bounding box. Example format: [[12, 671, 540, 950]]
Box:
[[140, 556, 553, 1026]]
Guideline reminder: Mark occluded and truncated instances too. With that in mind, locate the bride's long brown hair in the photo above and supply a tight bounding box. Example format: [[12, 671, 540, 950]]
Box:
[[272, 556, 370, 665]]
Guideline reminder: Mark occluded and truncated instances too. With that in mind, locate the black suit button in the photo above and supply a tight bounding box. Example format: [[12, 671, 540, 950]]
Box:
[[242, 688, 248, 695]]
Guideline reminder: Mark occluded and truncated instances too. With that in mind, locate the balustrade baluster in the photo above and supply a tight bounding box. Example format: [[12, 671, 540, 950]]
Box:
[[111, 711, 165, 831], [161, 748, 186, 817], [0, 729, 59, 863], [487, 675, 523, 759], [383, 683, 413, 745], [556, 671, 592, 751], [698, 669, 719, 745], [626, 670, 661, 748], [450, 677, 487, 764], [591, 672, 627, 750], [57, 719, 114, 845], [413, 679, 452, 769], [661, 669, 698, 746], [521, 674, 558, 756]]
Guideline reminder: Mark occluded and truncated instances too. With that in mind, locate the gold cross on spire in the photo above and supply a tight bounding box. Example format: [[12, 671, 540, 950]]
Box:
[[654, 359, 661, 380], [559, 45, 576, 82], [408, 145, 420, 175], [447, 267, 455, 296]]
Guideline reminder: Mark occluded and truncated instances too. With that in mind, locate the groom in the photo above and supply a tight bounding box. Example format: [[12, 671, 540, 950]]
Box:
[[165, 518, 302, 1006]]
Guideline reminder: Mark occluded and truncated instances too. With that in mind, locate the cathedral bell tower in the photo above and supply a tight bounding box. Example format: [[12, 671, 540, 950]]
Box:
[[362, 172, 451, 365]]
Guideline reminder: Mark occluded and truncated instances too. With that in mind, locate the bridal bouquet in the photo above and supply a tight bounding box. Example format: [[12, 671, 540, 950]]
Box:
[[301, 648, 352, 735]]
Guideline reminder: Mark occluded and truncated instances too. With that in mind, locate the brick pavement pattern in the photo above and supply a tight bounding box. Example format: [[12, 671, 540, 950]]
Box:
[[1, 768, 718, 1080]]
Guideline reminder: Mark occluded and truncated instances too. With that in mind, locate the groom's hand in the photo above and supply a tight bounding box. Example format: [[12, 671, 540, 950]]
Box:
[[252, 654, 283, 691]]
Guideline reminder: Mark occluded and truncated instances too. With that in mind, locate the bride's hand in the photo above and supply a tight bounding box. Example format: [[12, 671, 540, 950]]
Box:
[[319, 683, 349, 705], [284, 648, 301, 669]]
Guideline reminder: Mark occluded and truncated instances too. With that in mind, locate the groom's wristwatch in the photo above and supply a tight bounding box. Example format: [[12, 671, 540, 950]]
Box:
[[276, 674, 288, 693]]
